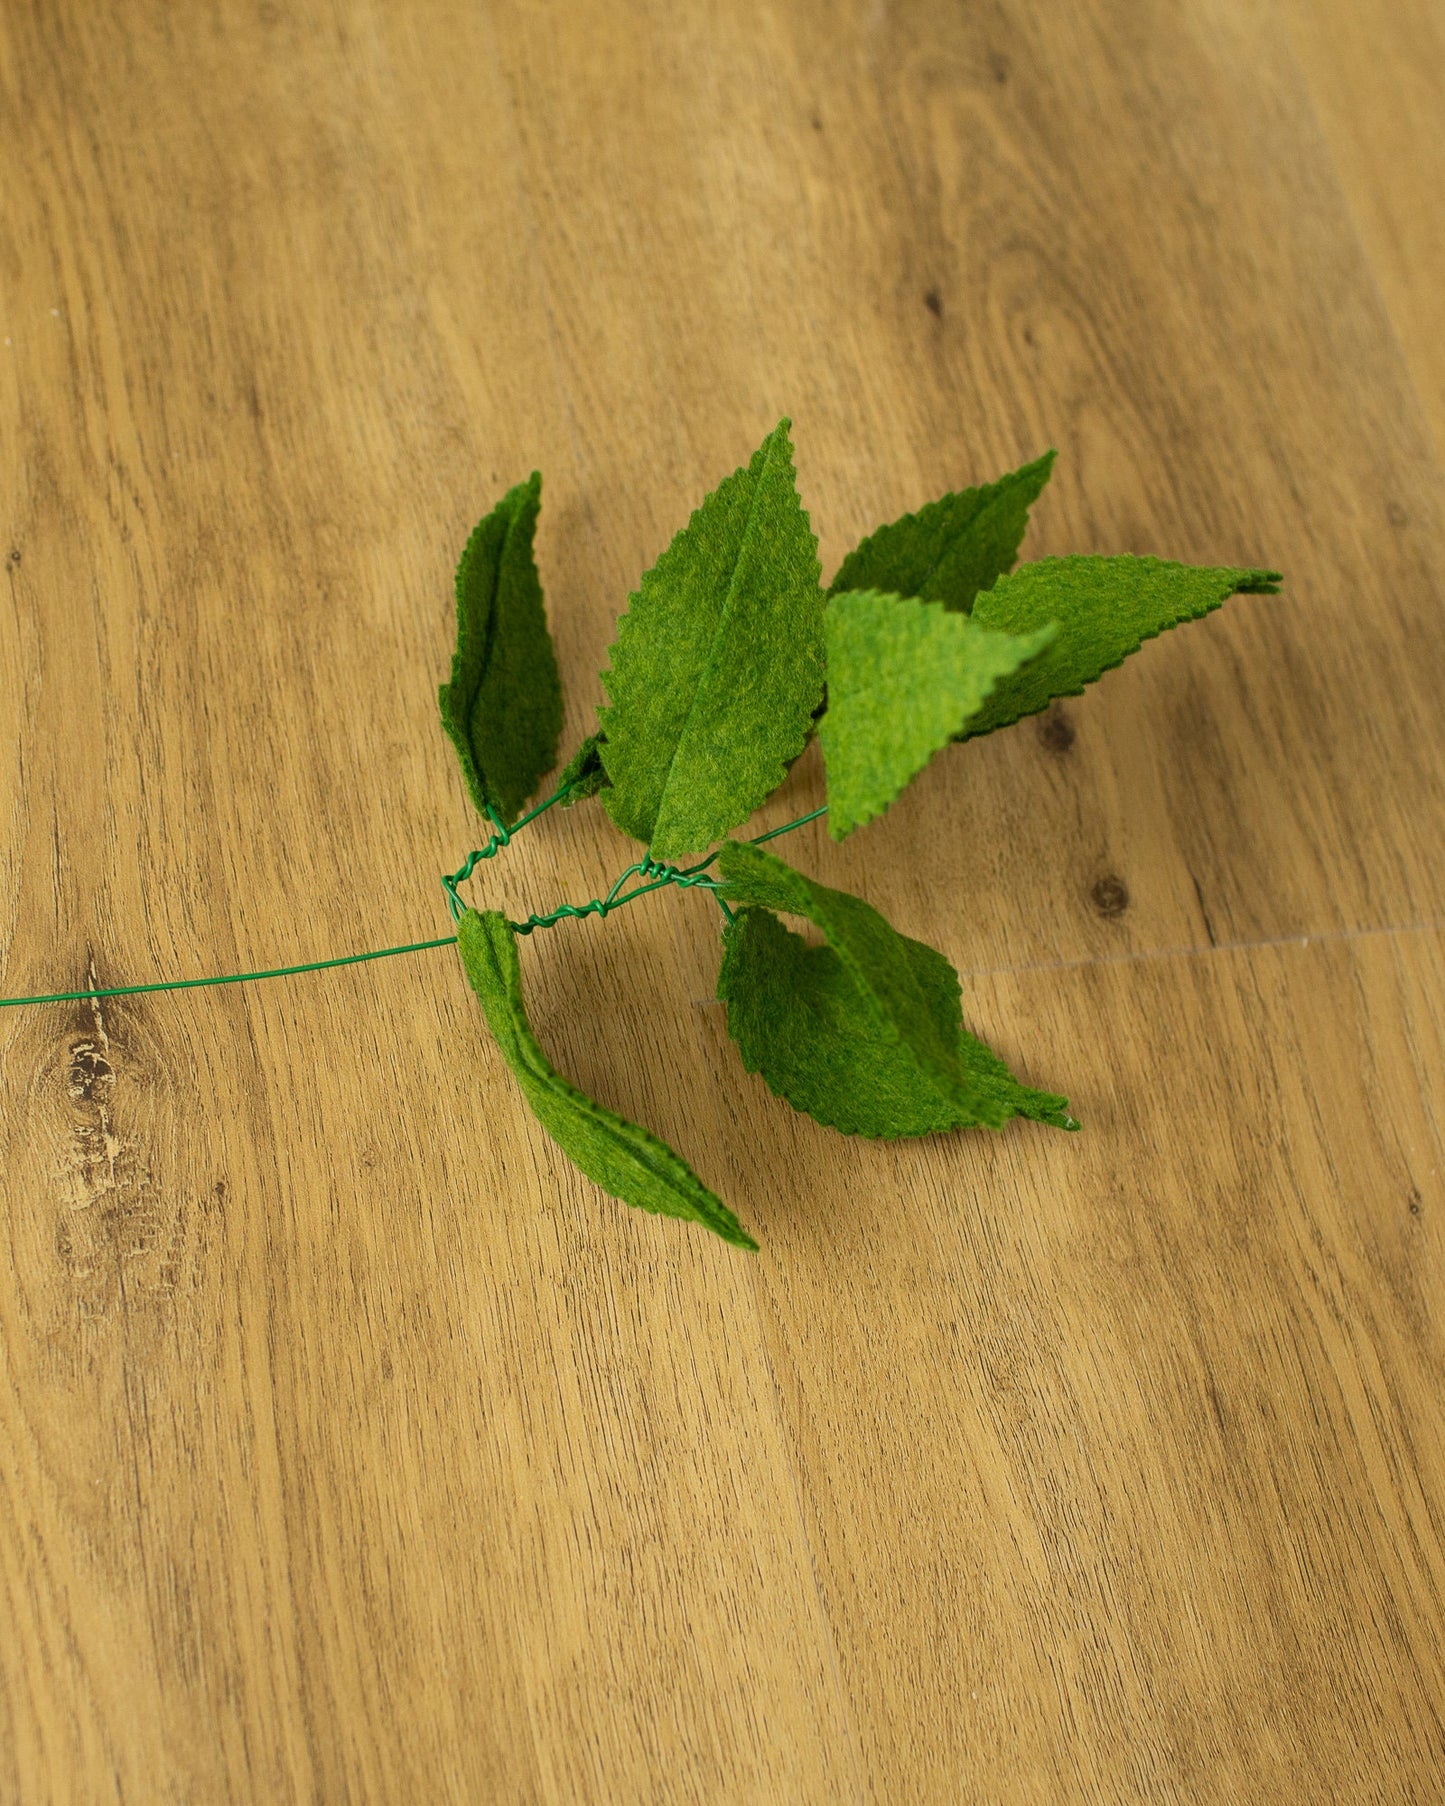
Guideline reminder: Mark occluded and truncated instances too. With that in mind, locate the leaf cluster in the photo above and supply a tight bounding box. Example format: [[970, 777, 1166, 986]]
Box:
[[443, 420, 1279, 1249]]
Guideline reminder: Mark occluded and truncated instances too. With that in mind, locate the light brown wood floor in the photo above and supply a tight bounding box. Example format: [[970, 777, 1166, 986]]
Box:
[[2, 3, 1442, 1801]]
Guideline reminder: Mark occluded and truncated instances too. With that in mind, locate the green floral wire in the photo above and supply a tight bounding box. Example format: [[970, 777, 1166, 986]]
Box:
[[441, 785, 572, 922], [0, 797, 827, 1009], [511, 857, 734, 935], [491, 802, 829, 934]]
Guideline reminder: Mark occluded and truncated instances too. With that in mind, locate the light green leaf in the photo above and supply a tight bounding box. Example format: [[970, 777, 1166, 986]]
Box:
[[599, 419, 825, 860], [820, 591, 1057, 837], [960, 554, 1282, 740], [715, 842, 1074, 1138], [827, 449, 1055, 613], [458, 909, 757, 1250], [439, 473, 564, 825], [558, 732, 607, 804]]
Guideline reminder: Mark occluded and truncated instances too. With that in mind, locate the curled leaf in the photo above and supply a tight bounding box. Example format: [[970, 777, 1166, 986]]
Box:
[[439, 473, 564, 825], [716, 842, 1074, 1138], [458, 908, 757, 1249]]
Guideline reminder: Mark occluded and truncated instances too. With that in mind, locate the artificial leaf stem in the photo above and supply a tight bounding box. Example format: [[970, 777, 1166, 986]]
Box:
[[442, 779, 579, 921], [0, 792, 827, 1013], [443, 792, 830, 935]]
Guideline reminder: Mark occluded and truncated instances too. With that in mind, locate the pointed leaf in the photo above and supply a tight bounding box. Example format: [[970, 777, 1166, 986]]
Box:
[[715, 843, 1073, 1137], [718, 908, 1071, 1137], [458, 909, 757, 1249], [820, 590, 1057, 837], [960, 554, 1282, 740], [599, 419, 825, 859], [439, 473, 564, 824], [827, 449, 1055, 613], [558, 732, 607, 804]]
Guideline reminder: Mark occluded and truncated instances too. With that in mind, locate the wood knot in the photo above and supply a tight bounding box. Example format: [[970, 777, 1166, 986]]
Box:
[[924, 288, 944, 318], [68, 1040, 115, 1102], [1091, 874, 1130, 918]]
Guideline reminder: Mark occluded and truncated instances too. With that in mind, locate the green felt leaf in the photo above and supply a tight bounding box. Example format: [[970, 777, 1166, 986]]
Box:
[[458, 908, 757, 1250], [599, 419, 825, 860], [960, 554, 1282, 740], [558, 732, 608, 803], [820, 591, 1057, 838], [715, 842, 1074, 1138], [439, 473, 564, 826], [827, 450, 1055, 613]]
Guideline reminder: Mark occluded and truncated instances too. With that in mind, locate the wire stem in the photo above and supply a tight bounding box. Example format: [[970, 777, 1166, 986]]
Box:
[[0, 799, 829, 1009], [0, 938, 459, 1010]]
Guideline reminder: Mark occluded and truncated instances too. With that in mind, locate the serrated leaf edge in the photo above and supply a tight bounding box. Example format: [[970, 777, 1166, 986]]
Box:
[[596, 418, 824, 855], [960, 557, 1282, 740], [826, 448, 1057, 604], [821, 591, 1058, 837]]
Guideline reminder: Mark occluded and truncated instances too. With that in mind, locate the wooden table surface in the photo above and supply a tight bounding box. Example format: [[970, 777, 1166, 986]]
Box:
[[3, 3, 1443, 1800]]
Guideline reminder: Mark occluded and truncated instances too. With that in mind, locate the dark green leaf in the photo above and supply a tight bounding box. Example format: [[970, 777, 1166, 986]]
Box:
[[715, 842, 1074, 1138], [558, 732, 608, 803], [820, 590, 1057, 837], [439, 473, 564, 825], [458, 909, 757, 1250], [827, 449, 1055, 613], [599, 419, 825, 860], [960, 555, 1282, 740]]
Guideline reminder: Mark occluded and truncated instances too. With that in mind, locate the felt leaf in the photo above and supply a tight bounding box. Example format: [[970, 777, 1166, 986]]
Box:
[[599, 419, 825, 860], [458, 908, 757, 1250], [439, 473, 564, 825], [558, 732, 607, 803], [827, 449, 1055, 613], [718, 908, 1072, 1138], [960, 555, 1282, 740], [820, 590, 1057, 837], [715, 842, 1074, 1138]]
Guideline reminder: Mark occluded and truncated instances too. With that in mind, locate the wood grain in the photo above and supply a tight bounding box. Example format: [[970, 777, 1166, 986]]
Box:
[[2, 0, 1442, 1800], [1279, 0, 1445, 457]]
